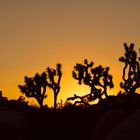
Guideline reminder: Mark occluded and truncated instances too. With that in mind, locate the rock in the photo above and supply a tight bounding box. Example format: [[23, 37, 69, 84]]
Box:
[[104, 110, 140, 140], [90, 109, 128, 140], [0, 111, 26, 140]]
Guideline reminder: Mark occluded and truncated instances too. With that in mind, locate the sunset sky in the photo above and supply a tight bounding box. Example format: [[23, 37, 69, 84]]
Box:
[[0, 0, 140, 107]]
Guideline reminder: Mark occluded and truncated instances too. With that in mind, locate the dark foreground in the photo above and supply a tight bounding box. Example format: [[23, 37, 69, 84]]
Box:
[[1, 94, 140, 140]]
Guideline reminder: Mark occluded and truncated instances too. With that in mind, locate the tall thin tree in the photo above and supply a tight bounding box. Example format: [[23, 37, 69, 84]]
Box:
[[119, 43, 140, 95], [47, 63, 62, 110]]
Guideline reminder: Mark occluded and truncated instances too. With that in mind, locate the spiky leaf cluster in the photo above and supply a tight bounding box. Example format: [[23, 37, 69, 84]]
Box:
[[72, 59, 93, 85]]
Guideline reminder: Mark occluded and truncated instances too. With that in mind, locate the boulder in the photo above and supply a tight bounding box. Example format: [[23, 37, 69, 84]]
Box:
[[90, 109, 128, 140], [104, 110, 140, 140], [0, 111, 26, 140]]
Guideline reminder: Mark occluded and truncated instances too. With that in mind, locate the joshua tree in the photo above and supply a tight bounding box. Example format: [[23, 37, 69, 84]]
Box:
[[72, 59, 114, 104], [46, 63, 62, 110], [18, 72, 47, 109], [90, 65, 114, 99], [119, 43, 140, 96]]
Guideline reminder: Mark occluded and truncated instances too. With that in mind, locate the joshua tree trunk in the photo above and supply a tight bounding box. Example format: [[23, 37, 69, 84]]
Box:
[[104, 87, 108, 98], [54, 94, 57, 111], [37, 99, 44, 109]]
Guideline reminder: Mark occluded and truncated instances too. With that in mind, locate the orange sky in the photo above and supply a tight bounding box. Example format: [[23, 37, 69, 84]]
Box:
[[0, 0, 140, 107]]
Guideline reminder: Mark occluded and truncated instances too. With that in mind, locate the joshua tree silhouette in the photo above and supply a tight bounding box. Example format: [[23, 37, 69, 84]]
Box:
[[119, 43, 140, 96], [18, 72, 47, 109], [46, 63, 62, 110], [72, 59, 114, 105]]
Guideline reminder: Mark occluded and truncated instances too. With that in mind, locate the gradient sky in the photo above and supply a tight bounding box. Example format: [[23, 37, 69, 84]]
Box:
[[0, 0, 140, 106]]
